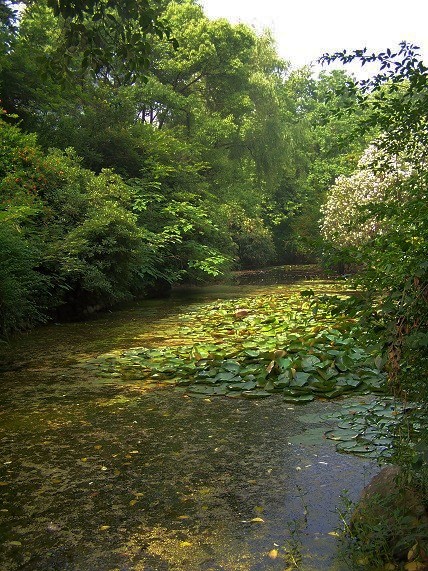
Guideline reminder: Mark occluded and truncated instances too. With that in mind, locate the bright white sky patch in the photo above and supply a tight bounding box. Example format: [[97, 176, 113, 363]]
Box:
[[199, 0, 428, 78]]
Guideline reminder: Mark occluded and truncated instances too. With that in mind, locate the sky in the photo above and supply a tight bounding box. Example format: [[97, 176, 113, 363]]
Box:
[[199, 0, 428, 78]]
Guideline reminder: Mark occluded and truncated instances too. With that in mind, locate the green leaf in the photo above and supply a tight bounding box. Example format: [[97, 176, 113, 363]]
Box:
[[276, 356, 292, 371], [291, 372, 311, 387], [301, 355, 321, 371], [214, 371, 238, 383], [283, 394, 315, 404], [241, 390, 271, 399]]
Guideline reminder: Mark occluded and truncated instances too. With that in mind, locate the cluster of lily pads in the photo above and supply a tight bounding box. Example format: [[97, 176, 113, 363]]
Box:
[[87, 291, 387, 403], [325, 398, 411, 458], [297, 398, 425, 459]]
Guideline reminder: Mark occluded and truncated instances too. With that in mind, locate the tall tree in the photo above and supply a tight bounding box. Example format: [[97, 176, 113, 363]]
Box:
[[23, 0, 176, 81]]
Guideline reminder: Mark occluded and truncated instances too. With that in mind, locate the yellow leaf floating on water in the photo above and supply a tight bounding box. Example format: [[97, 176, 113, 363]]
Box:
[[328, 531, 340, 537], [408, 544, 419, 561], [250, 517, 265, 523], [99, 525, 110, 531], [80, 458, 88, 462], [266, 360, 275, 374], [268, 549, 278, 559], [129, 499, 137, 506], [180, 541, 192, 548], [273, 349, 287, 359], [404, 563, 428, 571], [9, 541, 22, 546], [177, 515, 190, 520]]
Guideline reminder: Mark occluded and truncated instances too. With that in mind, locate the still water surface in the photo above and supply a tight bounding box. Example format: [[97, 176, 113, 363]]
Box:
[[0, 268, 378, 570]]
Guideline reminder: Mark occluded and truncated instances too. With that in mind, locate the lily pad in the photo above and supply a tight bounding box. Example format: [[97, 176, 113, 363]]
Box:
[[283, 394, 315, 404], [91, 288, 386, 406], [291, 372, 311, 387], [324, 429, 359, 441], [301, 355, 322, 371], [323, 388, 345, 399], [241, 390, 271, 399], [336, 441, 377, 454]]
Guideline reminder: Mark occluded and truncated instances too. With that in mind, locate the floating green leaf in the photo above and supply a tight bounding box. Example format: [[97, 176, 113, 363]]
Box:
[[301, 355, 321, 371], [291, 372, 311, 387], [88, 291, 386, 405], [241, 390, 271, 399], [283, 394, 315, 404]]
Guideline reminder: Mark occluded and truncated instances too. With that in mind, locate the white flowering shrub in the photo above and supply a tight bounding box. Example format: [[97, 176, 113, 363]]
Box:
[[320, 145, 411, 248]]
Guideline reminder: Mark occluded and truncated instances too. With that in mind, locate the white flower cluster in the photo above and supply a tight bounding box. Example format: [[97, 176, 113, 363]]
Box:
[[320, 145, 412, 248]]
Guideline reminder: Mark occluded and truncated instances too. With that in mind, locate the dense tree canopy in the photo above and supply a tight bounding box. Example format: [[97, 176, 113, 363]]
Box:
[[0, 0, 398, 343], [22, 0, 176, 80]]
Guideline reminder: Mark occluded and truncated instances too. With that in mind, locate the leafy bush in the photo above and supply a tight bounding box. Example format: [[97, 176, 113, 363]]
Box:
[[131, 177, 234, 284], [0, 212, 47, 336], [0, 120, 145, 332], [320, 145, 411, 248], [320, 45, 428, 396], [222, 203, 276, 269], [321, 144, 427, 393]]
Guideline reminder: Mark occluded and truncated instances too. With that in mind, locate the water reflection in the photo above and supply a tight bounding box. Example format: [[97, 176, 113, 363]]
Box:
[[231, 264, 330, 286]]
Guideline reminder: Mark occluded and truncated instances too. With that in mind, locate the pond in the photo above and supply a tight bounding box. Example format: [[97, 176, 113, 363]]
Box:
[[0, 267, 381, 570]]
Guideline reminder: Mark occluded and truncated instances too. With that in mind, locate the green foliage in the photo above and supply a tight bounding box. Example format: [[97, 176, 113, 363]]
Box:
[[0, 109, 239, 336], [0, 0, 17, 72], [132, 190, 233, 283], [0, 120, 145, 332], [0, 211, 48, 336], [320, 44, 428, 397], [23, 0, 176, 82], [86, 288, 385, 402], [0, 0, 379, 334], [319, 41, 428, 554], [275, 69, 368, 261], [221, 203, 276, 269]]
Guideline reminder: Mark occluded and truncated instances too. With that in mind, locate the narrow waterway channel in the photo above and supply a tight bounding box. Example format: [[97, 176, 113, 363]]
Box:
[[0, 267, 380, 570]]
